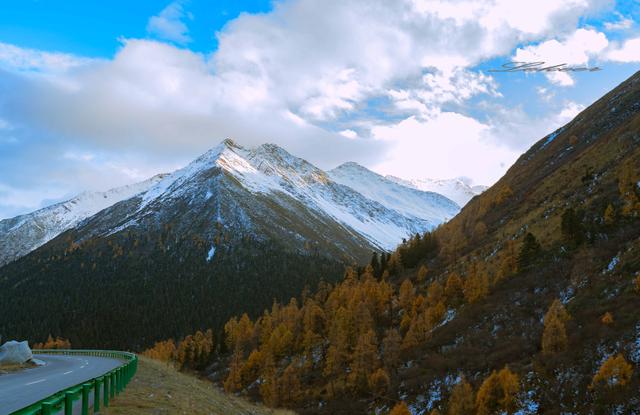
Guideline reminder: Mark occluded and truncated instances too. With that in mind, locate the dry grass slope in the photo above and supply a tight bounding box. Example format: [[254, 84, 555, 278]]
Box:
[[104, 357, 295, 415]]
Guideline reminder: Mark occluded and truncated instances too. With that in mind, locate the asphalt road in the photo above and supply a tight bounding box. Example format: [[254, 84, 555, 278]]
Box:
[[0, 354, 122, 415]]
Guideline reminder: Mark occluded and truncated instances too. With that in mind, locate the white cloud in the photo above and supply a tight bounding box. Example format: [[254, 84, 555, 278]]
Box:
[[513, 28, 609, 86], [147, 1, 192, 44], [606, 37, 640, 62], [371, 99, 585, 184], [0, 0, 623, 218], [536, 86, 555, 101], [371, 113, 517, 184], [604, 13, 634, 30], [0, 42, 94, 73], [388, 69, 500, 117], [339, 129, 358, 139]]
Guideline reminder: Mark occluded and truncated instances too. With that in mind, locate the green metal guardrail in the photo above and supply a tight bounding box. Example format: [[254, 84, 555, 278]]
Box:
[[10, 349, 138, 415]]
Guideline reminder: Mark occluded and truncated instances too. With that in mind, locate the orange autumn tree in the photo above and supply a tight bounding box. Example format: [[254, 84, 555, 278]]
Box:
[[389, 401, 412, 415], [142, 339, 176, 362], [476, 366, 520, 415], [541, 299, 570, 355], [447, 377, 475, 415], [590, 354, 633, 389], [33, 335, 71, 350]]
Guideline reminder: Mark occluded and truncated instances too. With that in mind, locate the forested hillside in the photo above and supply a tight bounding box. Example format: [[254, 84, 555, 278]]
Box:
[[144, 71, 640, 414]]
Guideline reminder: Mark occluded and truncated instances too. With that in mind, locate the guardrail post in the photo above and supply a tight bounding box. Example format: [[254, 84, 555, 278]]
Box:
[[104, 374, 110, 407], [42, 402, 53, 415], [94, 378, 101, 413], [82, 383, 90, 415], [65, 391, 73, 415], [110, 371, 116, 398]]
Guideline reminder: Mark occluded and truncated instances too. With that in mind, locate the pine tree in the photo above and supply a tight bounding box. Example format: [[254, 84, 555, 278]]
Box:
[[370, 252, 380, 276], [517, 233, 541, 271], [447, 377, 475, 415], [542, 299, 569, 355], [561, 208, 584, 246]]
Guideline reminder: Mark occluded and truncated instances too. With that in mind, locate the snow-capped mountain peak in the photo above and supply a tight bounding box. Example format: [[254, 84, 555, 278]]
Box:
[[0, 139, 463, 264]]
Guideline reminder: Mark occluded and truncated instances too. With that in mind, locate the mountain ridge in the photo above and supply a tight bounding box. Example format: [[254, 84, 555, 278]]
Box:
[[0, 139, 460, 267]]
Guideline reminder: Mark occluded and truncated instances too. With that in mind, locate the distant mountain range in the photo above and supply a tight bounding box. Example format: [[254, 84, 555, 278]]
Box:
[[386, 175, 487, 206], [0, 139, 459, 348]]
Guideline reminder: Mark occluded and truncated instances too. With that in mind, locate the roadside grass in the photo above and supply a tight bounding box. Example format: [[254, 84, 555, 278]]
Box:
[[0, 361, 37, 375], [103, 357, 295, 415]]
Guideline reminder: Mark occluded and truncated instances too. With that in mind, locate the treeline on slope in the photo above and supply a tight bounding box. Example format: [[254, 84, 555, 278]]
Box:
[[0, 233, 347, 351], [143, 153, 640, 414]]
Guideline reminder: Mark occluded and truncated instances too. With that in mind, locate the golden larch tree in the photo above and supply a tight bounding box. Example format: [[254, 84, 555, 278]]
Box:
[[591, 354, 633, 389], [447, 377, 475, 415], [476, 366, 520, 415], [389, 401, 412, 415], [542, 299, 570, 355]]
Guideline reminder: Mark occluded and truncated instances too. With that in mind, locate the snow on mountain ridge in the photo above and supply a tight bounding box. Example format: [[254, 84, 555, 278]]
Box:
[[91, 139, 460, 251], [0, 139, 463, 264], [329, 162, 460, 222], [385, 175, 488, 206], [0, 173, 166, 266]]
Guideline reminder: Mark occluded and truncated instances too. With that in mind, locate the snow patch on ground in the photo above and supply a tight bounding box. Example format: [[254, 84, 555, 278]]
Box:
[[541, 127, 565, 149], [603, 254, 620, 273], [206, 246, 216, 262], [631, 322, 640, 364]]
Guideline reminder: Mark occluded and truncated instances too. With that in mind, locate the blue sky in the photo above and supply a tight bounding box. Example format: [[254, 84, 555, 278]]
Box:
[[0, 0, 639, 219]]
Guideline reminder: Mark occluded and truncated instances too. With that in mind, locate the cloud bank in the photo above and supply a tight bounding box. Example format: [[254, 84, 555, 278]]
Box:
[[1, 0, 636, 218]]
